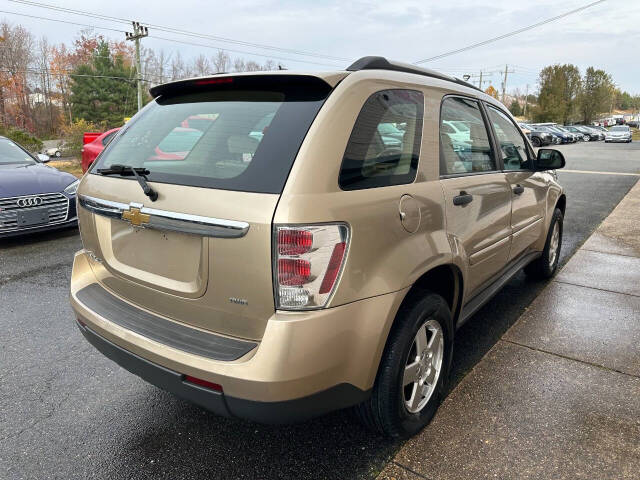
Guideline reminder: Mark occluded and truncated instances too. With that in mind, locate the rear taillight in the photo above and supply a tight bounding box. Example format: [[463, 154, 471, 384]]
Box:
[[274, 224, 349, 310]]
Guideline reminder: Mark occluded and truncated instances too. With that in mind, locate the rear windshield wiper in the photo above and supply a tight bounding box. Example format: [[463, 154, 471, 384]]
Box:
[[97, 164, 158, 202]]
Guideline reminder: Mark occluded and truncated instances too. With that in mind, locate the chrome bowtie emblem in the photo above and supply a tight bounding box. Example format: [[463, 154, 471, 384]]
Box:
[[17, 197, 43, 208]]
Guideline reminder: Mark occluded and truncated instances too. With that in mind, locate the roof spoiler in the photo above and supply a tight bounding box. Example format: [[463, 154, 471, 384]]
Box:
[[148, 73, 332, 99]]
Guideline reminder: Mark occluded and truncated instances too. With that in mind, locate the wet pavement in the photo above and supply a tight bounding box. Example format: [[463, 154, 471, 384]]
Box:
[[379, 177, 640, 480], [1, 142, 639, 480]]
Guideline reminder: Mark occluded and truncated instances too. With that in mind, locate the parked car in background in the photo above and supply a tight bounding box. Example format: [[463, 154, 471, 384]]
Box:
[[519, 123, 532, 140], [70, 57, 567, 437], [377, 122, 405, 142], [533, 125, 573, 144], [527, 124, 562, 145], [545, 126, 575, 143], [44, 145, 62, 158], [564, 125, 601, 141], [81, 128, 120, 173], [0, 136, 78, 238], [605, 125, 632, 143], [519, 123, 552, 147], [582, 126, 605, 141], [561, 125, 586, 141], [148, 127, 204, 160], [552, 125, 580, 142], [442, 120, 472, 143]]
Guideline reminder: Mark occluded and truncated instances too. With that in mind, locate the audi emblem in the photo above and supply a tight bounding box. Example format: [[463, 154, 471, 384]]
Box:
[[16, 197, 43, 208]]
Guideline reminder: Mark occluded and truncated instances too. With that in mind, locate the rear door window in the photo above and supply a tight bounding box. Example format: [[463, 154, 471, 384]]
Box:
[[339, 89, 424, 190], [93, 76, 332, 194], [439, 97, 496, 175]]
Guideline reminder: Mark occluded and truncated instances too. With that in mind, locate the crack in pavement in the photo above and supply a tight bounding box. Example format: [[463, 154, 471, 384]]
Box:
[[499, 338, 640, 380]]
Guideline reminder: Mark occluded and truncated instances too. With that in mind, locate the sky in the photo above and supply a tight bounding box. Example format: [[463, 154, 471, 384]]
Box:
[[3, 0, 640, 94]]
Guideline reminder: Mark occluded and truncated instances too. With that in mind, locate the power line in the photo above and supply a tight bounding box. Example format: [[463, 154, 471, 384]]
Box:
[[414, 0, 608, 64], [7, 0, 351, 62], [0, 8, 343, 68], [0, 9, 125, 33], [149, 35, 342, 68], [7, 0, 130, 25]]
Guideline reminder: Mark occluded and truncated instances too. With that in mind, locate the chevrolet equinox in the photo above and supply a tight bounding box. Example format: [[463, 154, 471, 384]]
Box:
[[70, 56, 566, 437]]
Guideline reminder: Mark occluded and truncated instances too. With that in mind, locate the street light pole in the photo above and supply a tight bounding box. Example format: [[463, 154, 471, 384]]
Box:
[[125, 21, 148, 111]]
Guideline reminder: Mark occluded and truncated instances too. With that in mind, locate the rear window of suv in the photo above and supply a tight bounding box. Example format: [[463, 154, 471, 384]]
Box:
[[93, 75, 332, 194]]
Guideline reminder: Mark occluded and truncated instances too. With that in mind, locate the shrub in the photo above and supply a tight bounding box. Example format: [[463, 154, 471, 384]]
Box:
[[0, 127, 43, 153], [61, 119, 100, 157]]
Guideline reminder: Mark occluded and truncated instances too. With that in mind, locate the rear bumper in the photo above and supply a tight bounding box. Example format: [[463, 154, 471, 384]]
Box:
[[77, 321, 369, 423], [70, 250, 407, 422]]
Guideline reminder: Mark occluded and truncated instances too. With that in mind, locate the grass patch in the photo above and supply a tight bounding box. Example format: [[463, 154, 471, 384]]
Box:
[[49, 158, 83, 178], [632, 128, 640, 141]]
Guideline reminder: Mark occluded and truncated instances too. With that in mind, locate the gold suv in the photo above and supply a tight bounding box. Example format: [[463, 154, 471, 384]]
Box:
[[70, 57, 566, 437]]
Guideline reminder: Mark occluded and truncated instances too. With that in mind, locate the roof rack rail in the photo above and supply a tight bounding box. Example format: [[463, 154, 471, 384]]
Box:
[[346, 56, 483, 93]]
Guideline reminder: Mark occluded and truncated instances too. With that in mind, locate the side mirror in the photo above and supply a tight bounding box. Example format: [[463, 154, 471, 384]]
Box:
[[536, 149, 565, 170], [36, 153, 50, 163]]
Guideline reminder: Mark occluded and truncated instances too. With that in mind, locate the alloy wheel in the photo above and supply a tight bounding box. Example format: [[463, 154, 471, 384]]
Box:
[[403, 319, 444, 413], [548, 221, 560, 267]]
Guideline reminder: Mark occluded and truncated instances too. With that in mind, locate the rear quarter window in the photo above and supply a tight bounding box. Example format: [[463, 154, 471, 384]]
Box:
[[339, 89, 424, 190]]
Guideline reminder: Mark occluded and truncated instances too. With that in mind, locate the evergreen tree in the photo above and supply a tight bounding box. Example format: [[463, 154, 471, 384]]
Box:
[[580, 67, 614, 124], [535, 64, 581, 124], [69, 41, 137, 126], [509, 99, 522, 117]]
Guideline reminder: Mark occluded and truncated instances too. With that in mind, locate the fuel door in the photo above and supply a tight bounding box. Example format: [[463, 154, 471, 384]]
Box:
[[398, 194, 421, 233]]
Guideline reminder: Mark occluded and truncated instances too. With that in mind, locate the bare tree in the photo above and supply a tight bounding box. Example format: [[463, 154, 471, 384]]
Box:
[[212, 49, 230, 73], [0, 21, 35, 129], [193, 54, 210, 77]]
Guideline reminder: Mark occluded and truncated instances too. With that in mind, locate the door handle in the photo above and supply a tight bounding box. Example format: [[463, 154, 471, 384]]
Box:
[[453, 191, 473, 206], [513, 185, 525, 195]]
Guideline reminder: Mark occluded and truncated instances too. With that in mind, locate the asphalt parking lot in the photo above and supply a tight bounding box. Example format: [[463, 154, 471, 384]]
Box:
[[1, 141, 639, 480]]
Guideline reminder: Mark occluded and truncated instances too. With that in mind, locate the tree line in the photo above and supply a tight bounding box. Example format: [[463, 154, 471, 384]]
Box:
[[2, 18, 639, 144], [0, 19, 282, 141], [506, 64, 640, 124]]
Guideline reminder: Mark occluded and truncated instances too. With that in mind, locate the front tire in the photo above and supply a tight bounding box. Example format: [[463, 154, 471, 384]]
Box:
[[354, 292, 452, 438], [531, 136, 541, 147], [55, 150, 61, 157], [525, 208, 563, 279], [584, 134, 591, 142]]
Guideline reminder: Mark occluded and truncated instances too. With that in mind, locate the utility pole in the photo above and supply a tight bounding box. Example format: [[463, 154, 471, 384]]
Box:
[[523, 84, 529, 118], [125, 21, 148, 111], [500, 64, 514, 104], [478, 70, 484, 90]]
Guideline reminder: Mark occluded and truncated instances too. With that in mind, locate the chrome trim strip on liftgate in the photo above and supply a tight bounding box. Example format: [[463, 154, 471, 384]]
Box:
[[78, 194, 250, 238]]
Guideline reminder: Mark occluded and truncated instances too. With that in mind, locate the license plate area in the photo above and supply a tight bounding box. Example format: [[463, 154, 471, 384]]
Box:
[[17, 208, 49, 227]]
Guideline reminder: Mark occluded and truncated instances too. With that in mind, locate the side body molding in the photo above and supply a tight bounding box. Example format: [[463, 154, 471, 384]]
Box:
[[78, 194, 250, 238]]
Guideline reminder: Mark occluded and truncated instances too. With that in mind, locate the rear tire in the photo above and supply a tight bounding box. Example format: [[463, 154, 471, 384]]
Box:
[[584, 134, 591, 142], [525, 208, 563, 280], [354, 292, 452, 438], [55, 150, 61, 157]]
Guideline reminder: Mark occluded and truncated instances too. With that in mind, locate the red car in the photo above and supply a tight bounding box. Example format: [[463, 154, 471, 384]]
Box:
[[81, 117, 216, 172], [81, 128, 120, 173]]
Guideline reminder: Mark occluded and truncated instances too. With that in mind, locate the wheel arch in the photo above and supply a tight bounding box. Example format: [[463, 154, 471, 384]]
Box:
[[395, 263, 463, 338], [555, 193, 566, 216]]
